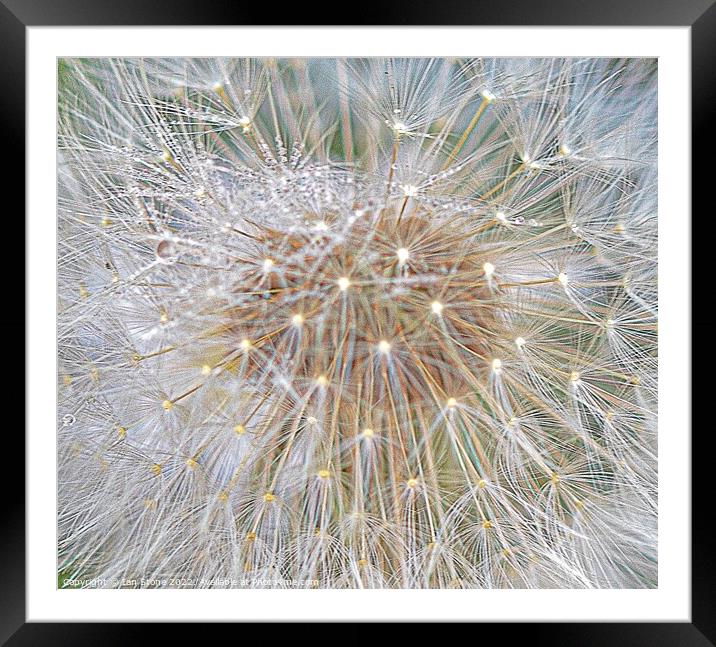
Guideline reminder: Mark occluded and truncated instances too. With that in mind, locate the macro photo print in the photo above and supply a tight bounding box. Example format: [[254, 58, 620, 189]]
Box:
[[57, 56, 658, 591]]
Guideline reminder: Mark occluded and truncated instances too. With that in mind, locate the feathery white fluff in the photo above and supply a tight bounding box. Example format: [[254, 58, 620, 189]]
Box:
[[58, 57, 657, 589]]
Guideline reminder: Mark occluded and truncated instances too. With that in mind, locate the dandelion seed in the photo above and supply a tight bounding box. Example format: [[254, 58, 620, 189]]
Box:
[[378, 339, 391, 354], [337, 276, 351, 291], [431, 300, 444, 315], [396, 248, 410, 264], [483, 262, 495, 277]]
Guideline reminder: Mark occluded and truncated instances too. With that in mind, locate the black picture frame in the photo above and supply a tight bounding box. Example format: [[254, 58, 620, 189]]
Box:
[[8, 0, 711, 641]]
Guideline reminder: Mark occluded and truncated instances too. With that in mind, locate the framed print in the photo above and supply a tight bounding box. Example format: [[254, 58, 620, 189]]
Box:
[[10, 0, 711, 641]]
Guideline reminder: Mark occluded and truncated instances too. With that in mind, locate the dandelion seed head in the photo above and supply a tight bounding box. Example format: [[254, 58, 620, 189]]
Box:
[[58, 56, 657, 590]]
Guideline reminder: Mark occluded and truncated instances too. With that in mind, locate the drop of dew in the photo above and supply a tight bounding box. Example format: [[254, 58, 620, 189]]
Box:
[[156, 240, 178, 264]]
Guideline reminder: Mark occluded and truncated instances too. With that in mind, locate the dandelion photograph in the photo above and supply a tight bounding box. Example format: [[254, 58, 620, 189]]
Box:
[[57, 56, 658, 590]]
